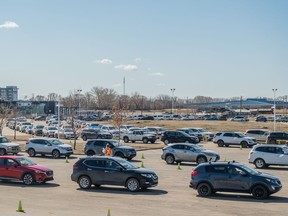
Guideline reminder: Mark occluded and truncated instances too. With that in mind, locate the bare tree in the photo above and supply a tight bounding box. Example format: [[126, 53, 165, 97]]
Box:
[[90, 86, 117, 110], [112, 97, 127, 141], [0, 104, 12, 136], [47, 93, 60, 101]]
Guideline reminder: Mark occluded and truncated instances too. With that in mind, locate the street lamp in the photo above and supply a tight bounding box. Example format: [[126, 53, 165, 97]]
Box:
[[272, 89, 277, 132], [170, 88, 176, 116], [77, 89, 82, 117], [56, 100, 61, 139]]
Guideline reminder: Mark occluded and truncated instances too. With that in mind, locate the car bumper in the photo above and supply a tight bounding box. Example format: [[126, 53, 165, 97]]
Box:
[[6, 149, 20, 154], [189, 181, 197, 189], [140, 178, 158, 188]]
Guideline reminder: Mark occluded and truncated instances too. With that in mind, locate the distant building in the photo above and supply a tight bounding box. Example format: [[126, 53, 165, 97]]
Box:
[[0, 86, 18, 101]]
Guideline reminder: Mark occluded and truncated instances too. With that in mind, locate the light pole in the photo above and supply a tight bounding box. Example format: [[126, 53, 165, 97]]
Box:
[[77, 89, 82, 117], [272, 89, 277, 132], [57, 100, 61, 139], [170, 88, 176, 116]]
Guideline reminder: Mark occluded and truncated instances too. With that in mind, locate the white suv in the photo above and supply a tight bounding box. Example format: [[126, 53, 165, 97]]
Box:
[[249, 144, 288, 168], [213, 132, 257, 148]]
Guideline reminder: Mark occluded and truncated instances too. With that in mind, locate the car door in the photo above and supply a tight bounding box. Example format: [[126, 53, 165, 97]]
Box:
[[180, 145, 198, 162], [3, 158, 22, 179], [223, 133, 233, 144], [83, 159, 106, 184], [94, 141, 105, 155], [206, 165, 229, 189], [172, 144, 186, 160], [42, 140, 53, 154], [224, 165, 251, 191], [32, 139, 45, 153], [101, 159, 127, 185], [274, 147, 288, 165], [0, 158, 6, 177]]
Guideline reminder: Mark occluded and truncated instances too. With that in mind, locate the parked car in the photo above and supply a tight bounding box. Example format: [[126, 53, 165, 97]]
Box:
[[189, 161, 282, 199], [231, 116, 249, 121], [245, 129, 270, 142], [71, 156, 158, 191], [161, 131, 199, 145], [32, 125, 45, 136], [266, 132, 288, 144], [0, 136, 21, 155], [54, 128, 77, 139], [24, 125, 33, 134], [122, 130, 157, 144], [161, 143, 220, 164], [213, 132, 257, 148], [80, 128, 112, 141], [100, 125, 120, 138], [177, 128, 202, 142], [144, 127, 166, 138], [34, 116, 46, 121], [249, 144, 288, 168], [25, 138, 73, 158], [84, 139, 136, 160], [0, 156, 54, 185], [86, 123, 101, 129], [42, 126, 58, 137], [255, 116, 267, 122], [187, 128, 214, 141]]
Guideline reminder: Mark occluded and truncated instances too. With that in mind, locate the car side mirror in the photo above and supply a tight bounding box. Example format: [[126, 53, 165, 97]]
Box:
[[117, 166, 124, 171], [240, 171, 247, 176]]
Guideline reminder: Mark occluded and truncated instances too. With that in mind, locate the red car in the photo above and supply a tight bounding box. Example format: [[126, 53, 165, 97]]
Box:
[[0, 156, 53, 185]]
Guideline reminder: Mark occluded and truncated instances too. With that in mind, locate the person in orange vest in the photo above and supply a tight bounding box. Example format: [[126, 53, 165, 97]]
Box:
[[104, 144, 112, 156]]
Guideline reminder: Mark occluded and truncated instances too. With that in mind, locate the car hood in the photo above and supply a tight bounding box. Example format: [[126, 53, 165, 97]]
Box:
[[0, 142, 19, 147], [132, 167, 156, 174], [202, 150, 219, 155], [59, 144, 72, 148], [258, 172, 279, 180], [26, 164, 52, 172], [246, 136, 256, 140]]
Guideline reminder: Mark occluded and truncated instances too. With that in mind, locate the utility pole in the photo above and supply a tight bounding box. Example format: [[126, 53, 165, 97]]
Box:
[[272, 89, 277, 132], [170, 88, 176, 116]]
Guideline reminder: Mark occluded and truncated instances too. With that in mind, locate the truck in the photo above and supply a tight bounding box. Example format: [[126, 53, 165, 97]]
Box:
[[122, 130, 157, 144]]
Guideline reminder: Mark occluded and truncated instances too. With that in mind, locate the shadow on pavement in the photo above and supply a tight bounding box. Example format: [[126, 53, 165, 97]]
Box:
[[0, 181, 60, 188], [77, 186, 168, 195], [200, 193, 288, 203]]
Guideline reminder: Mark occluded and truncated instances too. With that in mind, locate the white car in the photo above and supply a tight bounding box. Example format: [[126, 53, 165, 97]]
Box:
[[213, 132, 257, 148], [249, 144, 288, 168]]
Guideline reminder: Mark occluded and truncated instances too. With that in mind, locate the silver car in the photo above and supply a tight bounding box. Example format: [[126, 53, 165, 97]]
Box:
[[161, 143, 220, 165]]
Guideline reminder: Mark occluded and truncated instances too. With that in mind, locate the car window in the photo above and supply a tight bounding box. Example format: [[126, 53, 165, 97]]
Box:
[[6, 159, 17, 166], [205, 165, 227, 174], [223, 133, 232, 137], [0, 137, 9, 143], [105, 160, 120, 169], [0, 158, 5, 165], [94, 141, 105, 148], [171, 145, 184, 150], [275, 147, 284, 154], [228, 166, 243, 175], [84, 159, 106, 168]]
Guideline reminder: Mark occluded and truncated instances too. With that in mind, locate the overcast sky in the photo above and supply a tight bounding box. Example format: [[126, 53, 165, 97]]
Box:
[[1, 0, 287, 100]]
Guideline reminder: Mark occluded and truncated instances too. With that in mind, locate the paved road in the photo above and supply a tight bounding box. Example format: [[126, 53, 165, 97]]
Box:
[[1, 141, 288, 216]]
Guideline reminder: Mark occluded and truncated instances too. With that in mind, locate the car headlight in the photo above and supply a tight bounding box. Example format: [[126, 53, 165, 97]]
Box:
[[7, 147, 12, 150], [265, 178, 275, 183], [35, 170, 45, 174], [141, 174, 153, 178], [59, 147, 67, 150]]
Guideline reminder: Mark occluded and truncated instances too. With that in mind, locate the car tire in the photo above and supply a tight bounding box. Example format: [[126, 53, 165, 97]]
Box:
[[197, 183, 212, 197], [151, 140, 155, 144], [0, 148, 6, 156], [197, 156, 207, 164], [82, 135, 87, 141], [165, 154, 175, 164], [28, 148, 36, 157], [252, 185, 268, 199], [78, 176, 92, 189], [143, 138, 148, 144], [164, 139, 169, 145], [217, 140, 224, 147], [126, 178, 140, 192], [23, 173, 35, 185], [241, 141, 248, 148], [115, 152, 124, 158], [123, 137, 129, 143], [254, 158, 266, 169], [225, 143, 229, 147], [87, 150, 95, 156], [52, 150, 60, 159]]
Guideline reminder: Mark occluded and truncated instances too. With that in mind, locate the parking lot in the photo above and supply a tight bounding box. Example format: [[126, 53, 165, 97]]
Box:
[[1, 140, 288, 216]]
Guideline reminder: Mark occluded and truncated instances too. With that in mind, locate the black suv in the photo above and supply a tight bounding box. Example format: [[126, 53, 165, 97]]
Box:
[[161, 131, 199, 145], [80, 129, 112, 141], [266, 132, 288, 144], [84, 139, 136, 160], [190, 161, 282, 199], [71, 156, 158, 191]]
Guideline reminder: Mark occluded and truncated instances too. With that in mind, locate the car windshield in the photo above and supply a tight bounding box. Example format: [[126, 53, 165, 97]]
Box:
[[283, 146, 288, 154], [236, 133, 245, 138], [48, 127, 57, 130], [193, 145, 204, 151], [50, 139, 64, 145], [37, 126, 44, 129], [116, 158, 138, 169], [0, 137, 10, 143], [198, 129, 208, 132], [239, 164, 259, 175], [108, 126, 116, 130], [111, 141, 122, 147], [16, 158, 37, 166]]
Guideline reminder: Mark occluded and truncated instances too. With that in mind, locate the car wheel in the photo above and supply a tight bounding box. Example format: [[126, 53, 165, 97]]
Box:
[[0, 148, 6, 156], [252, 185, 268, 199], [197, 183, 212, 197], [241, 141, 248, 148], [87, 150, 95, 156], [23, 173, 35, 185], [151, 140, 155, 144], [165, 154, 175, 164], [126, 178, 140, 192], [123, 137, 129, 143], [52, 150, 60, 159], [115, 152, 124, 158], [225, 143, 229, 147], [164, 139, 169, 145], [217, 140, 224, 147], [82, 135, 87, 141], [78, 176, 92, 189], [254, 158, 266, 169], [143, 138, 148, 144], [94, 184, 101, 188], [197, 156, 207, 164], [28, 148, 36, 157], [131, 140, 135, 143]]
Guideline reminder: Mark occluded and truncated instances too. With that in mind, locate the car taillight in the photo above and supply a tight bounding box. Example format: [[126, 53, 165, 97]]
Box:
[[25, 141, 29, 144], [249, 151, 253, 155], [73, 163, 78, 169], [191, 170, 199, 177]]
